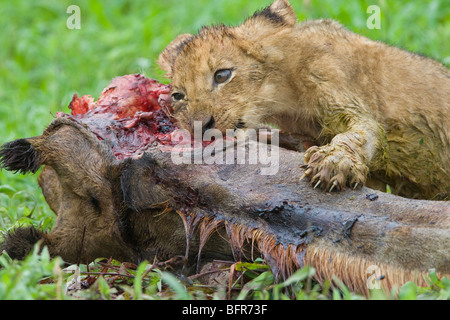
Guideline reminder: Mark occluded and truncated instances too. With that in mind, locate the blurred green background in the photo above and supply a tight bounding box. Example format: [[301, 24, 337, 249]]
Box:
[[0, 0, 449, 232]]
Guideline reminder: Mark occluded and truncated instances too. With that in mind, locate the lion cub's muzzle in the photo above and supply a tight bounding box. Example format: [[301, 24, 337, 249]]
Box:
[[178, 112, 216, 135]]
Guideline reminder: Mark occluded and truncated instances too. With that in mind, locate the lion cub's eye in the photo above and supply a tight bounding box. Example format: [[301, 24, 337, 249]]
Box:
[[214, 69, 233, 84], [172, 92, 185, 102]]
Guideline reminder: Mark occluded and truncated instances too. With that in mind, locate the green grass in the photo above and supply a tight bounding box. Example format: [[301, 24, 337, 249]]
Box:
[[0, 248, 449, 300], [0, 0, 449, 300]]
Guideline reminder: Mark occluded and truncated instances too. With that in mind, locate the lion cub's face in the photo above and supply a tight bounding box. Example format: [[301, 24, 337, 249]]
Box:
[[168, 32, 267, 134], [158, 0, 297, 134]]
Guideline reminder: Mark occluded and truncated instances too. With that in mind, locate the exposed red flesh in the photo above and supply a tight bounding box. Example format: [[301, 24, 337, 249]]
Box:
[[59, 74, 177, 159]]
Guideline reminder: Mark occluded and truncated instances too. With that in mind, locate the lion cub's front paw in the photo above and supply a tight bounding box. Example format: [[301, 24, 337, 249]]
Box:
[[301, 145, 368, 192]]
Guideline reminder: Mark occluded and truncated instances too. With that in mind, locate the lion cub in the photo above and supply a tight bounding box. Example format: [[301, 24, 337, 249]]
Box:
[[158, 0, 450, 200]]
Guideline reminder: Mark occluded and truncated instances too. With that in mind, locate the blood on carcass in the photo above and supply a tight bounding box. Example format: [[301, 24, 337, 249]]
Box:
[[58, 74, 178, 159]]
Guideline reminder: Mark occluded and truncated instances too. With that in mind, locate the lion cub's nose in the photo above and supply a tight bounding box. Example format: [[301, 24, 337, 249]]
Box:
[[189, 114, 215, 134], [202, 115, 215, 133]]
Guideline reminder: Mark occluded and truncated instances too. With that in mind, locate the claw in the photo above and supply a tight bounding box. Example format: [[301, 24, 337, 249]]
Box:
[[353, 182, 359, 190], [329, 180, 338, 192], [314, 180, 321, 189], [299, 168, 312, 182]]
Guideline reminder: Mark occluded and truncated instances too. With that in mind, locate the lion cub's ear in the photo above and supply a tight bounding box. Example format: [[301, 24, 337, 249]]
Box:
[[233, 0, 296, 62], [252, 0, 297, 28], [236, 0, 297, 40], [158, 33, 193, 79]]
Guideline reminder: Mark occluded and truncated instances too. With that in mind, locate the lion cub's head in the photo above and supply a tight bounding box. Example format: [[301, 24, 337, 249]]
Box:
[[158, 0, 298, 134]]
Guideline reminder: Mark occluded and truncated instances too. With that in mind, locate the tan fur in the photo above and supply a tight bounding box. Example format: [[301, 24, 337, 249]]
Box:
[[158, 0, 450, 200]]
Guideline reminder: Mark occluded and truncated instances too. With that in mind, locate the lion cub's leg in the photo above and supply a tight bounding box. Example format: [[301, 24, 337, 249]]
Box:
[[302, 113, 385, 192]]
